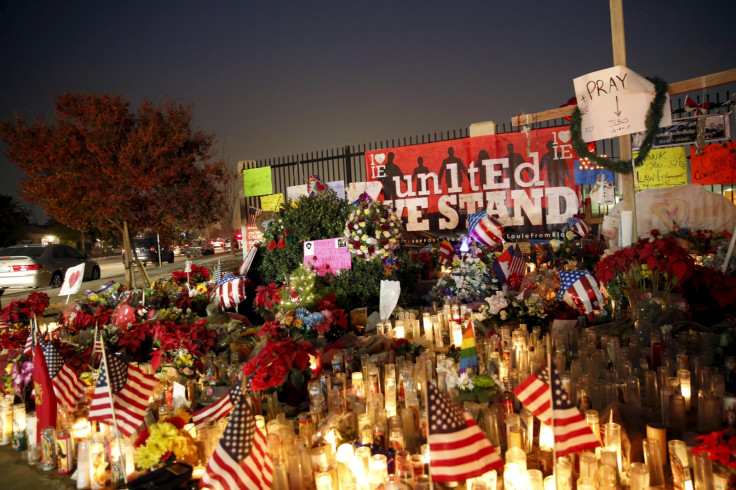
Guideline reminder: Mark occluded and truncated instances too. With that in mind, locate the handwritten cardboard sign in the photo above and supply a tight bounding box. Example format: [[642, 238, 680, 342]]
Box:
[[346, 181, 383, 202], [260, 193, 284, 211], [243, 166, 273, 197], [633, 147, 688, 190], [573, 66, 671, 142], [303, 238, 352, 276], [690, 142, 736, 185]]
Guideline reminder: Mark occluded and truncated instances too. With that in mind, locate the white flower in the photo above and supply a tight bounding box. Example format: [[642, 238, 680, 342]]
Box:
[[457, 371, 475, 391], [549, 239, 563, 251], [487, 291, 509, 315]]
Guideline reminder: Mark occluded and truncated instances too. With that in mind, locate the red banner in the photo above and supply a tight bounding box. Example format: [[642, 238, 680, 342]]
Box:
[[365, 127, 580, 240], [690, 142, 736, 185]]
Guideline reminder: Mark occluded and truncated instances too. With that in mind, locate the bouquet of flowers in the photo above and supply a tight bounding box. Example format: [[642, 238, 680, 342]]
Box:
[[430, 246, 492, 303], [134, 411, 198, 470]]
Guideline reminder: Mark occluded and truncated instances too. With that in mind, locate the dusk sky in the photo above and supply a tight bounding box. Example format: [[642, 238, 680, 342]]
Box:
[[1, 1, 734, 222]]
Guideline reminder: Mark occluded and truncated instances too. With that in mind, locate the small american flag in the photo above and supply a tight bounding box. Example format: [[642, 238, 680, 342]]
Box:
[[247, 207, 263, 226], [214, 261, 222, 285], [191, 384, 240, 429], [23, 330, 34, 356], [201, 391, 273, 490], [427, 383, 503, 482], [43, 340, 86, 409], [88, 347, 158, 437], [492, 244, 526, 284], [513, 361, 600, 457]]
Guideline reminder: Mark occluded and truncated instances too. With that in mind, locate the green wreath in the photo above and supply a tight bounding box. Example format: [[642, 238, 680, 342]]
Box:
[[570, 76, 669, 174]]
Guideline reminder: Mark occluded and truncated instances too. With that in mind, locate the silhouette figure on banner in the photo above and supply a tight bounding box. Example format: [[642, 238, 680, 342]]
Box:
[[412, 157, 430, 191], [476, 149, 491, 189], [438, 146, 469, 189], [540, 140, 571, 188], [504, 143, 526, 190], [380, 152, 405, 200]]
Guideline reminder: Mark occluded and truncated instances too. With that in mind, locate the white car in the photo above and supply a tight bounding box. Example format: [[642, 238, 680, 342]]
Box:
[[0, 244, 101, 290]]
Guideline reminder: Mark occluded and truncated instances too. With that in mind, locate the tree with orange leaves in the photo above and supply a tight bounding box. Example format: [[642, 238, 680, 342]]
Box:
[[1, 93, 229, 287]]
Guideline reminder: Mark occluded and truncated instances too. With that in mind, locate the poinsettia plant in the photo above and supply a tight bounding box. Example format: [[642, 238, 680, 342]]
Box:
[[692, 430, 736, 486], [242, 335, 315, 392], [0, 291, 49, 325]]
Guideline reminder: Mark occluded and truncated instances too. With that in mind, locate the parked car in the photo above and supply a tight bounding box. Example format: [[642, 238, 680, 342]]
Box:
[[186, 240, 214, 257], [121, 236, 175, 266], [0, 244, 101, 290], [210, 238, 226, 249]]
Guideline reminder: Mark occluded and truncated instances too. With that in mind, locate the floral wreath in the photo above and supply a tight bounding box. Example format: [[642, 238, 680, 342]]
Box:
[[344, 199, 403, 260]]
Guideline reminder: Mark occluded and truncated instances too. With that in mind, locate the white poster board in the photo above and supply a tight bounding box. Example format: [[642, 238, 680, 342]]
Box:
[[573, 66, 671, 142], [58, 263, 85, 295]]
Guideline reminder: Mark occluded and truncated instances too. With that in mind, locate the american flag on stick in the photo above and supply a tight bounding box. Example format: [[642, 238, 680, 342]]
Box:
[[247, 206, 263, 226], [43, 340, 86, 409], [513, 361, 600, 457], [427, 383, 503, 482], [88, 347, 157, 437], [191, 384, 241, 429], [201, 391, 273, 490]]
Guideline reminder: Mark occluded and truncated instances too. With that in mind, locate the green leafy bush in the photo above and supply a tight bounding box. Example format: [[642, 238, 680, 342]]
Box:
[[258, 192, 352, 284]]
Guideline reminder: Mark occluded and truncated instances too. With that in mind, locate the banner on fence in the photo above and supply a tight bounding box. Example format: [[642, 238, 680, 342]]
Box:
[[364, 127, 580, 240]]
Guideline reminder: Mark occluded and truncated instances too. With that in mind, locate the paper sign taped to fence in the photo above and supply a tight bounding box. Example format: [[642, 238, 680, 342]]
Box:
[[303, 238, 352, 276], [59, 263, 85, 296], [287, 181, 345, 202], [573, 66, 671, 142], [633, 147, 688, 189], [260, 193, 284, 211], [690, 142, 736, 185], [243, 166, 273, 197]]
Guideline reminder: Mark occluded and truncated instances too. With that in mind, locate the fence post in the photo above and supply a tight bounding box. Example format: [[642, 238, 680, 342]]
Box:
[[343, 145, 353, 185]]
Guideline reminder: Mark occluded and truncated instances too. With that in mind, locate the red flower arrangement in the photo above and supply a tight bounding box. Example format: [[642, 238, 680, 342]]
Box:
[[0, 291, 49, 325], [242, 336, 315, 392], [595, 234, 696, 293], [170, 263, 211, 285], [254, 283, 283, 310]]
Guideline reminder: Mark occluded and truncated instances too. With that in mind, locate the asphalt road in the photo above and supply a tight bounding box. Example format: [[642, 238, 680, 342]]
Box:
[[0, 249, 244, 307]]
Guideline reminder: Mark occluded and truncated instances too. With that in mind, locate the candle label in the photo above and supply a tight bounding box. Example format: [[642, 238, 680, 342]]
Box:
[[56, 432, 73, 474], [41, 428, 56, 471]]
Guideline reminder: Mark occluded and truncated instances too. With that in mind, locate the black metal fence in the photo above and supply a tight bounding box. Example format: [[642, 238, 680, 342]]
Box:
[[244, 87, 735, 218]]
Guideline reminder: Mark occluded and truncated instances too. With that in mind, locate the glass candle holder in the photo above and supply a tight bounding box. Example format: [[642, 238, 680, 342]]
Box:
[[669, 395, 687, 436], [668, 439, 692, 490], [642, 438, 666, 489], [584, 410, 600, 445], [604, 422, 622, 472], [11, 404, 27, 451], [630, 462, 650, 490], [678, 369, 692, 411]]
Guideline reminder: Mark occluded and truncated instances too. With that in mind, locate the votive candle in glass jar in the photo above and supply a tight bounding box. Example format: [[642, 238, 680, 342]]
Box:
[[642, 438, 666, 489], [678, 369, 692, 411], [629, 462, 650, 490], [668, 439, 693, 490], [604, 422, 622, 472], [11, 404, 27, 451]]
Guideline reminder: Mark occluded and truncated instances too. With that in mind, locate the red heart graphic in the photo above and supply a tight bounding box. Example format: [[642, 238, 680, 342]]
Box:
[[69, 270, 81, 287]]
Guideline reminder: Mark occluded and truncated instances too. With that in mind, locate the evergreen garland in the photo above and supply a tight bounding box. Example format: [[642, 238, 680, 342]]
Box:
[[570, 76, 669, 174]]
